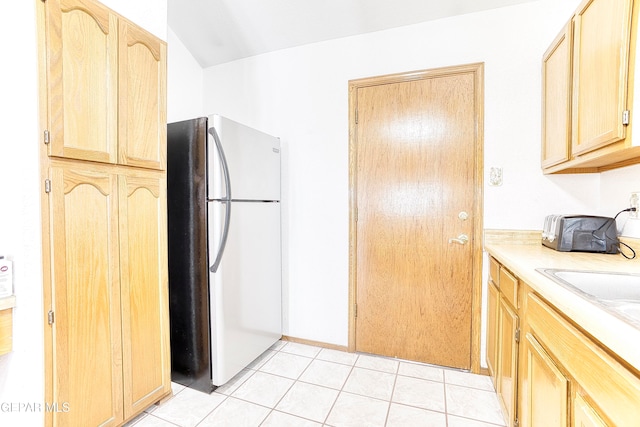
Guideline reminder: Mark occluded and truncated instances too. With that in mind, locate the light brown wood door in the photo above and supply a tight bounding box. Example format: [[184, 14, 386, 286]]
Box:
[[119, 171, 170, 418], [45, 0, 118, 164], [351, 64, 483, 369], [118, 19, 167, 170], [49, 163, 123, 426]]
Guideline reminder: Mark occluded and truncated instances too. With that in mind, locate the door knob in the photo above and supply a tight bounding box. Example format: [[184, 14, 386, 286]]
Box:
[[448, 234, 469, 245]]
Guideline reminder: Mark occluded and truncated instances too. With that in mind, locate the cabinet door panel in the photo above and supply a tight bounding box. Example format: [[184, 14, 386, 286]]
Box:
[[572, 0, 633, 155], [523, 333, 568, 427], [119, 172, 170, 417], [487, 280, 499, 387], [45, 0, 118, 163], [49, 165, 123, 426], [573, 393, 607, 427], [498, 298, 518, 426], [119, 20, 167, 170], [542, 22, 572, 168]]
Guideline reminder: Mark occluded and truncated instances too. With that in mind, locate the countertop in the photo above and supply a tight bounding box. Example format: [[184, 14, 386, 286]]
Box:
[[0, 295, 15, 311], [484, 233, 640, 372]]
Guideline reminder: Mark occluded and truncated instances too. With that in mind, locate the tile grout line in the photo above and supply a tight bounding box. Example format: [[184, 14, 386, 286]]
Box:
[[321, 348, 360, 426], [382, 360, 401, 426]]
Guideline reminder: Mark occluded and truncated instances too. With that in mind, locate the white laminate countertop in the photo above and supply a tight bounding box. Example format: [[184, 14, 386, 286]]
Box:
[[485, 241, 640, 372], [0, 295, 16, 311]]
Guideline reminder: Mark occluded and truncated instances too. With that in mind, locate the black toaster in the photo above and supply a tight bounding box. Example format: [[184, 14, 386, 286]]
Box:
[[541, 215, 619, 254]]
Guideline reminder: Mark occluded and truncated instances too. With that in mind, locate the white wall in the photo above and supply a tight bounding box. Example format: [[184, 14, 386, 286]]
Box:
[[201, 0, 633, 347], [167, 28, 205, 122], [0, 2, 44, 425], [0, 1, 166, 424]]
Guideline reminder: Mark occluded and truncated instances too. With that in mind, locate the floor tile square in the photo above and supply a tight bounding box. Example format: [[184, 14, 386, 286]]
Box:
[[445, 370, 495, 391], [398, 361, 444, 382], [392, 375, 445, 412], [197, 397, 270, 427], [231, 371, 294, 408], [270, 340, 287, 351], [355, 354, 399, 373], [448, 414, 507, 427], [130, 414, 180, 427], [446, 384, 505, 425], [259, 351, 313, 379], [386, 403, 447, 427], [325, 392, 389, 427], [316, 348, 359, 366], [261, 411, 323, 426], [214, 368, 255, 396], [342, 367, 396, 400], [247, 349, 277, 370], [151, 387, 226, 427], [299, 359, 352, 389], [275, 381, 339, 422], [280, 342, 323, 358]]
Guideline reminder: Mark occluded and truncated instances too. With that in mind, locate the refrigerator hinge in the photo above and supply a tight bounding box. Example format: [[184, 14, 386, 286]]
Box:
[[515, 328, 521, 344], [44, 179, 51, 193], [48, 310, 54, 325], [623, 110, 630, 126], [43, 130, 50, 145]]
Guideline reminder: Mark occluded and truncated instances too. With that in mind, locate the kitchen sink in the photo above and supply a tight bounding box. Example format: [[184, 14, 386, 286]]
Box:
[[536, 268, 640, 327]]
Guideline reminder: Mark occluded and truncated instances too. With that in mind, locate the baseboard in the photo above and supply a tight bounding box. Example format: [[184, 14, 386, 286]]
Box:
[[281, 335, 350, 353]]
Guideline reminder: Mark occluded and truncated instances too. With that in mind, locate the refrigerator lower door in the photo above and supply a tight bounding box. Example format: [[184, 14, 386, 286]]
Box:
[[208, 200, 282, 386]]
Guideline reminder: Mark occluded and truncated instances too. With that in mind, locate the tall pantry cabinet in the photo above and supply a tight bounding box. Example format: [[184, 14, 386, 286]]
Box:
[[37, 0, 171, 425]]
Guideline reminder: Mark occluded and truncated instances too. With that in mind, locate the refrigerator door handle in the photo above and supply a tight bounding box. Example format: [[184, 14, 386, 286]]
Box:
[[209, 127, 232, 273]]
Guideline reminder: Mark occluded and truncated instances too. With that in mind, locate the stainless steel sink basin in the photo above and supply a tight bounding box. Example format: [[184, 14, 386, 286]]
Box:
[[536, 268, 640, 327]]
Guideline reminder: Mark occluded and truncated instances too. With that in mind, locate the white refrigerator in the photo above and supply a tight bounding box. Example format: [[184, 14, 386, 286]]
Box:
[[167, 115, 282, 392]]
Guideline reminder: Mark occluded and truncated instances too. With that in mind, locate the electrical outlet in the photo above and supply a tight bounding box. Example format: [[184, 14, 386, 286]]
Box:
[[630, 192, 640, 218]]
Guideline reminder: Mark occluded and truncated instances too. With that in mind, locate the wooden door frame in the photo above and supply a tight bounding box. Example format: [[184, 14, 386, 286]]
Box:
[[347, 63, 485, 373]]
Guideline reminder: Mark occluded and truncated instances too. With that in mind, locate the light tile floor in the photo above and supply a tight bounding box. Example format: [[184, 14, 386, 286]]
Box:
[[125, 341, 506, 427]]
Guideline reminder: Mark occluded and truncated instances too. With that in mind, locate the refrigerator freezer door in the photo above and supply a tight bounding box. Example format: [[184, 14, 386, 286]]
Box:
[[208, 200, 282, 386], [208, 115, 280, 202]]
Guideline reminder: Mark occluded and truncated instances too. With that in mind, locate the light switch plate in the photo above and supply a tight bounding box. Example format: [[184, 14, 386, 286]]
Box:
[[489, 167, 503, 186]]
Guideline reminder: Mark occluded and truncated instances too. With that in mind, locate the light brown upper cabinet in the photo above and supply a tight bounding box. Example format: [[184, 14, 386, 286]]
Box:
[[118, 19, 167, 170], [541, 22, 572, 169], [542, 0, 640, 173], [44, 0, 166, 170]]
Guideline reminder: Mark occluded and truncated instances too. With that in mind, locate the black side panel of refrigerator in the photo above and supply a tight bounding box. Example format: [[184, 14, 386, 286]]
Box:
[[167, 117, 214, 393]]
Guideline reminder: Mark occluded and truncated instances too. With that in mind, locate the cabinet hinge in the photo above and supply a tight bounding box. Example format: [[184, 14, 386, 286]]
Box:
[[355, 208, 358, 222], [44, 179, 51, 193], [623, 110, 630, 126], [48, 310, 54, 325], [43, 130, 50, 144], [354, 304, 357, 318], [355, 109, 358, 124], [515, 328, 521, 343], [514, 418, 519, 427]]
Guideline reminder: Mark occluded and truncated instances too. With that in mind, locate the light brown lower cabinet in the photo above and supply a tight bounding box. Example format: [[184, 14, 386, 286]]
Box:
[[47, 161, 170, 425], [520, 333, 568, 427], [486, 257, 519, 427], [487, 257, 640, 427]]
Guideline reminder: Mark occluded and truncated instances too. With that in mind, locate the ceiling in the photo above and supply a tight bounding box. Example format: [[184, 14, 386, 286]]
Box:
[[168, 0, 538, 68]]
